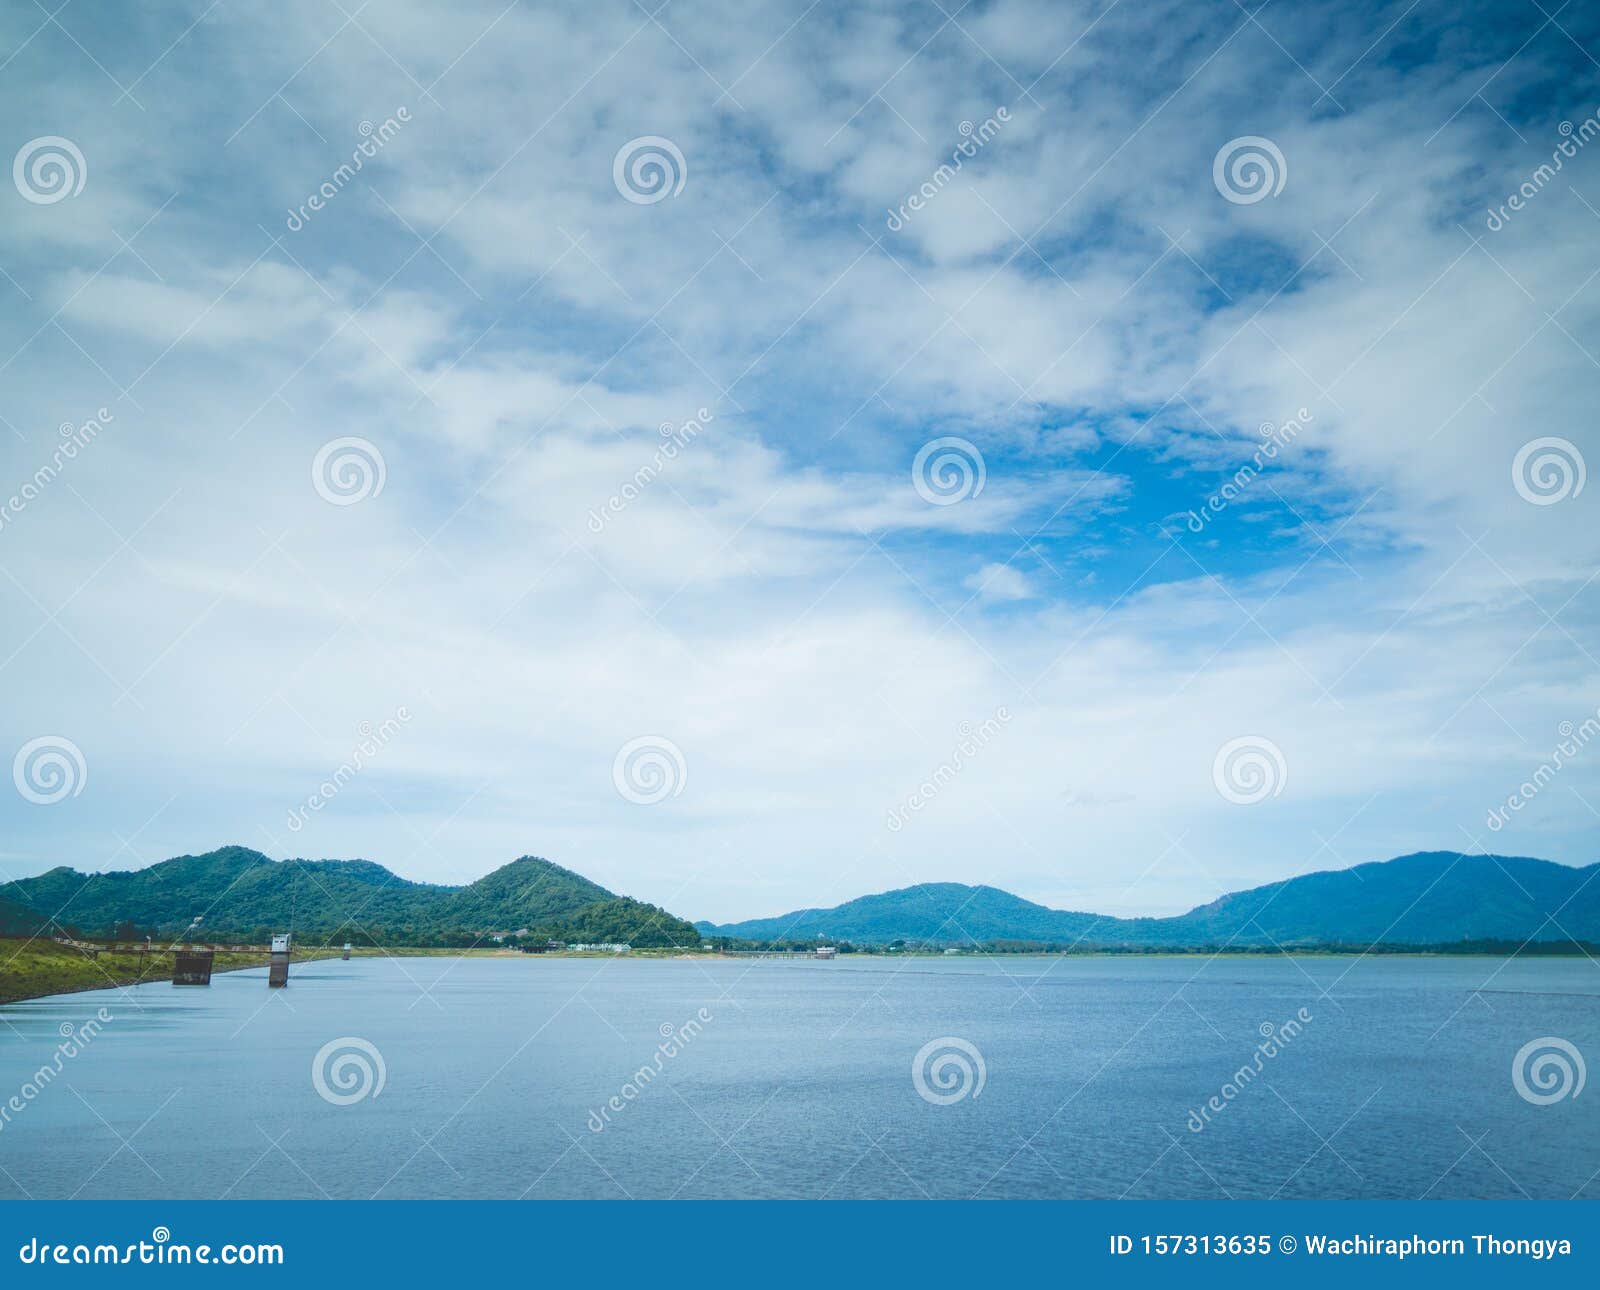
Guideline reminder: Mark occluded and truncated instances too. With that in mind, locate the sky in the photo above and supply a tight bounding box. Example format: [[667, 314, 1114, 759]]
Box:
[[1, 0, 1597, 924]]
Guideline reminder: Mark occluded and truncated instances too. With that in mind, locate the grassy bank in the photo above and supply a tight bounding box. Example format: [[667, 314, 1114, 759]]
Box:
[[0, 940, 579, 1004], [0, 939, 355, 1006]]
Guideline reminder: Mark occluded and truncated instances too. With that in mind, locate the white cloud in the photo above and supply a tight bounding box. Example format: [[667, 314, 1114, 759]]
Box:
[[964, 562, 1035, 601], [0, 0, 1595, 924]]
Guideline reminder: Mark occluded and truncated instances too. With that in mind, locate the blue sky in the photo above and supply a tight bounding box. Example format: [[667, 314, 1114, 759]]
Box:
[[1, 0, 1598, 922]]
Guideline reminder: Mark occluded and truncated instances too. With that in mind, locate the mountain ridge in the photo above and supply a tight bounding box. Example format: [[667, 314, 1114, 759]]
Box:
[[697, 851, 1600, 946], [11, 847, 1599, 951], [1, 845, 700, 947]]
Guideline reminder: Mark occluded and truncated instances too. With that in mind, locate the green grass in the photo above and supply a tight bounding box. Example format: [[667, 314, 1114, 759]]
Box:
[[0, 939, 354, 1005]]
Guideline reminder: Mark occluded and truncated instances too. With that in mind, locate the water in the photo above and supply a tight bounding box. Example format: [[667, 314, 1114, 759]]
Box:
[[1, 954, 1596, 1199]]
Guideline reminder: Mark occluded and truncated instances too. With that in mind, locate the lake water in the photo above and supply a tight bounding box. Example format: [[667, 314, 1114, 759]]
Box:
[[1, 954, 1596, 1199]]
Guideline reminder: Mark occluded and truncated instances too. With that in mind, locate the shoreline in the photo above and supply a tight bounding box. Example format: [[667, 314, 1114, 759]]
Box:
[[0, 941, 546, 1006], [6, 941, 1597, 1008], [0, 942, 351, 1007]]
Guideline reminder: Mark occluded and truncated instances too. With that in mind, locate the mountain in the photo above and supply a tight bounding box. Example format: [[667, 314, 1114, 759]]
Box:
[[1154, 851, 1600, 945], [16, 847, 1598, 952], [0, 893, 45, 937], [2, 846, 700, 948], [697, 883, 1105, 945], [698, 852, 1600, 947], [437, 855, 612, 929]]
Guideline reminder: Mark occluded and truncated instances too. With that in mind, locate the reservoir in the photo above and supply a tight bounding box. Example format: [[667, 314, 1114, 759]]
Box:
[[0, 954, 1595, 1199]]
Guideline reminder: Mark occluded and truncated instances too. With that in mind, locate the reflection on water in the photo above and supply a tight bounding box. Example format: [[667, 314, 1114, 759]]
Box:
[[1, 954, 1596, 1199]]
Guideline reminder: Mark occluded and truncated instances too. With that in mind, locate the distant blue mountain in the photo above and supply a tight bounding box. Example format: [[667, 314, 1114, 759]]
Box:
[[696, 852, 1600, 947]]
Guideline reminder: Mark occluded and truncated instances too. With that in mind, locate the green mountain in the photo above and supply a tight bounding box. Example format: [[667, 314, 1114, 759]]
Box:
[[698, 852, 1600, 947], [17, 848, 1596, 952], [0, 893, 45, 937], [2, 846, 699, 948], [436, 854, 611, 929]]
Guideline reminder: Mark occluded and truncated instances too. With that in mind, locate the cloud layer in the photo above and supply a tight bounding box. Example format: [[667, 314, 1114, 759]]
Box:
[[1, 0, 1597, 922]]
